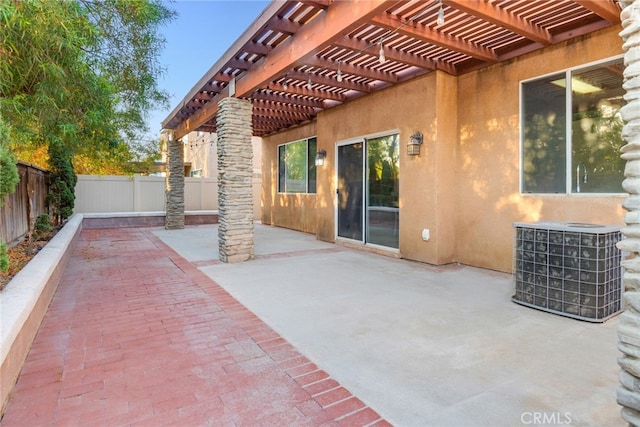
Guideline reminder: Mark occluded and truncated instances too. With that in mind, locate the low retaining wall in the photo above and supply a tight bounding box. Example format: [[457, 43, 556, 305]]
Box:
[[0, 211, 218, 415], [0, 214, 83, 415], [81, 211, 218, 228]]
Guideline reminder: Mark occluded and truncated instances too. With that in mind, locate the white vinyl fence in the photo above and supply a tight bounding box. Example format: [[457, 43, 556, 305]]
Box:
[[75, 174, 261, 218]]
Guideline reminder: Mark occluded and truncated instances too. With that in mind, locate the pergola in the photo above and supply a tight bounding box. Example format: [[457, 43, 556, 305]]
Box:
[[162, 0, 621, 140]]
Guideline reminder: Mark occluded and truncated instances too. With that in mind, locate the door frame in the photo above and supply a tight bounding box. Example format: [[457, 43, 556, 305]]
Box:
[[334, 130, 400, 249]]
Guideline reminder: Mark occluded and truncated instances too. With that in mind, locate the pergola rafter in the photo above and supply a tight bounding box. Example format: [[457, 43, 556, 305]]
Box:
[[162, 0, 622, 140]]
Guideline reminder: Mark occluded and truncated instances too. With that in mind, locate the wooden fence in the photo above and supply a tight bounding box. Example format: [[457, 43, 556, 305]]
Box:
[[0, 163, 49, 245]]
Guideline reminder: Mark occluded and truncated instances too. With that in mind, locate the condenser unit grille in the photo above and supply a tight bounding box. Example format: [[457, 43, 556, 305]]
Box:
[[513, 222, 622, 322]]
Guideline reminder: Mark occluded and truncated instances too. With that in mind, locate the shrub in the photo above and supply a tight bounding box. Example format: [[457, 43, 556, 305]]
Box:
[[34, 214, 51, 237], [0, 240, 8, 272]]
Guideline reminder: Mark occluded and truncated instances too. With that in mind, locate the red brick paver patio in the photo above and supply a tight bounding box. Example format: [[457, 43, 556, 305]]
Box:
[[1, 228, 389, 426]]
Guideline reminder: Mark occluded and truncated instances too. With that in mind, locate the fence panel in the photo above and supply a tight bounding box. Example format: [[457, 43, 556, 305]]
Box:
[[75, 175, 231, 214], [135, 176, 166, 211], [74, 175, 135, 213], [185, 177, 218, 211], [0, 163, 49, 244]]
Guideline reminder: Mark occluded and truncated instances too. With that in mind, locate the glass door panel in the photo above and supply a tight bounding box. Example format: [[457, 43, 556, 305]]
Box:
[[337, 143, 364, 241], [366, 135, 399, 248]]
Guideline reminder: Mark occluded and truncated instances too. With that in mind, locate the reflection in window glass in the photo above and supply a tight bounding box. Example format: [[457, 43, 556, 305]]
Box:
[[367, 134, 399, 248], [277, 137, 317, 193], [571, 67, 625, 193], [522, 73, 567, 193], [521, 59, 624, 194]]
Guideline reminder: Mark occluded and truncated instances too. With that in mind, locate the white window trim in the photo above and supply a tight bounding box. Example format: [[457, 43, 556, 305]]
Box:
[[277, 136, 318, 194], [519, 54, 624, 196]]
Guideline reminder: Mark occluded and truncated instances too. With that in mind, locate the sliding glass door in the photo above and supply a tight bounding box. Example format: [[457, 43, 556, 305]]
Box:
[[337, 134, 399, 249]]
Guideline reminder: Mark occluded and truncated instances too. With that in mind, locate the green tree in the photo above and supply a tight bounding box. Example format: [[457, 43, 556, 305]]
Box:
[[47, 140, 77, 224], [0, 118, 18, 272], [0, 119, 19, 204], [0, 0, 175, 172]]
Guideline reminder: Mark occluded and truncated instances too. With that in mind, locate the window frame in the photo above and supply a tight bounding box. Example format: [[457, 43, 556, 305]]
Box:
[[519, 55, 624, 196], [277, 136, 317, 194]]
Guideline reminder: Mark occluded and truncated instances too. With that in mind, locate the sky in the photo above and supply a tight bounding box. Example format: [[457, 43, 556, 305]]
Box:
[[145, 1, 270, 141]]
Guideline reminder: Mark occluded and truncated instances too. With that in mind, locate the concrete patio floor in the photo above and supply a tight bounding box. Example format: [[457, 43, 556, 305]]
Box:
[[1, 223, 623, 426], [155, 223, 623, 427]]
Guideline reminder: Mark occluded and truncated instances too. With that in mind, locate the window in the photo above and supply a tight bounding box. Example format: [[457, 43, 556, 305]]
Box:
[[521, 58, 625, 194], [278, 137, 317, 193]]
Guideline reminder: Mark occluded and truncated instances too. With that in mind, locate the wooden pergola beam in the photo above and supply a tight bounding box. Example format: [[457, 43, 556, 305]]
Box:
[[250, 91, 326, 109], [305, 56, 399, 83], [445, 0, 552, 46], [333, 36, 458, 75], [162, 1, 290, 130], [572, 0, 621, 24], [172, 0, 402, 139], [265, 16, 302, 35], [284, 71, 371, 93], [252, 98, 318, 115], [270, 82, 346, 102], [371, 14, 498, 63]]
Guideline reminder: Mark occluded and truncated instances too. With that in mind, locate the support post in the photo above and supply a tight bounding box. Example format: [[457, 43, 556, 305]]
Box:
[[618, 2, 640, 425], [165, 136, 185, 229], [217, 97, 254, 263]]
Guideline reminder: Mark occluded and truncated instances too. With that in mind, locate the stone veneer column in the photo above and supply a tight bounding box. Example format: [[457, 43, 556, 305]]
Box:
[[217, 97, 254, 262], [165, 138, 185, 229], [618, 2, 640, 425]]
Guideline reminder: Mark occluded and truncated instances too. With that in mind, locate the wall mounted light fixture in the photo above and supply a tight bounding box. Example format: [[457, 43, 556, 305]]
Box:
[[315, 149, 327, 166], [407, 131, 423, 156]]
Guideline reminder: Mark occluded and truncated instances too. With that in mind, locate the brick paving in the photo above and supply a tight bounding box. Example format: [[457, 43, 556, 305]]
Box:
[[0, 228, 389, 426]]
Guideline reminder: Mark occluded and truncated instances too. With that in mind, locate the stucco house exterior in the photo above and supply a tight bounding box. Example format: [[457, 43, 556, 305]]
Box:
[[161, 2, 640, 422], [265, 27, 625, 273], [182, 131, 262, 179], [162, 0, 625, 274]]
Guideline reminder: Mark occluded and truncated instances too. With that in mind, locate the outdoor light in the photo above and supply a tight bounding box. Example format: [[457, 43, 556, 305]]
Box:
[[315, 149, 327, 166], [436, 2, 445, 26], [407, 131, 423, 156], [336, 63, 343, 83], [378, 42, 386, 64]]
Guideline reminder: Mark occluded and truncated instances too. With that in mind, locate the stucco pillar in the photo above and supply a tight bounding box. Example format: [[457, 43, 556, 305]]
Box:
[[618, 2, 640, 425], [216, 97, 254, 263], [165, 138, 185, 229]]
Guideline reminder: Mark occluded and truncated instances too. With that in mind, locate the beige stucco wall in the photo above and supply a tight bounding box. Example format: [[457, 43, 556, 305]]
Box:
[[183, 132, 262, 220], [263, 73, 451, 264], [184, 132, 262, 178], [261, 123, 318, 233], [456, 26, 625, 272], [262, 25, 626, 273], [316, 73, 440, 262]]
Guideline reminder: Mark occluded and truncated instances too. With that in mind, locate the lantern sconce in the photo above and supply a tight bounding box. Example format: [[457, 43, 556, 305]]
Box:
[[407, 131, 423, 156], [315, 149, 327, 166]]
